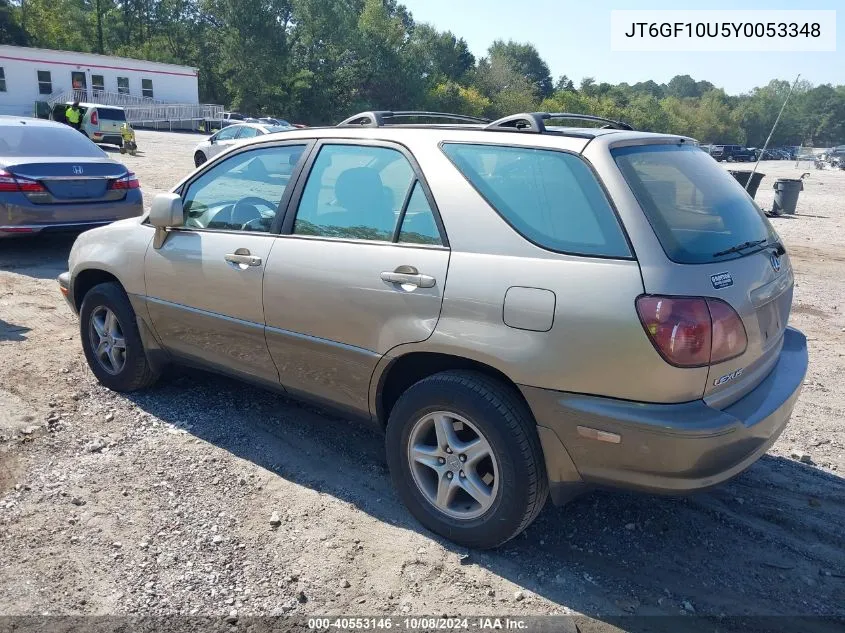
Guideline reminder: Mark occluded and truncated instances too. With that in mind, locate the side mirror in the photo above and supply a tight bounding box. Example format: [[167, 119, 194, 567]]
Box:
[[150, 193, 183, 228], [149, 193, 183, 249]]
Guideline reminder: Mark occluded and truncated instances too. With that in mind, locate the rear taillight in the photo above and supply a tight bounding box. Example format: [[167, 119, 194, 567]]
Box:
[[108, 172, 140, 190], [636, 296, 747, 367], [90, 110, 98, 126], [708, 299, 748, 363], [0, 169, 46, 193]]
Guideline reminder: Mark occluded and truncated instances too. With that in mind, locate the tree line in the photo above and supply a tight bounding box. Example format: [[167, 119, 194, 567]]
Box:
[[2, 0, 844, 146]]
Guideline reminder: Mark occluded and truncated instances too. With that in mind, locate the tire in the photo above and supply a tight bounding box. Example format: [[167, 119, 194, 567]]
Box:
[[194, 151, 207, 168], [386, 370, 548, 549], [79, 282, 159, 392]]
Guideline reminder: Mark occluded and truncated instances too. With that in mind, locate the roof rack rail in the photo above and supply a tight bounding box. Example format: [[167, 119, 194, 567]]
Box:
[[338, 111, 491, 127], [485, 112, 634, 133]]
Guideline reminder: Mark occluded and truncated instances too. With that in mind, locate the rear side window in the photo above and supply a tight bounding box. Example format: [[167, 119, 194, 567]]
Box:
[[97, 108, 126, 121], [613, 144, 775, 264], [441, 144, 631, 258]]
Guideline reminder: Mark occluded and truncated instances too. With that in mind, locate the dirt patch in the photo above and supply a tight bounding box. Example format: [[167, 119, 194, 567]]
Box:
[[0, 452, 19, 495], [792, 304, 832, 319]]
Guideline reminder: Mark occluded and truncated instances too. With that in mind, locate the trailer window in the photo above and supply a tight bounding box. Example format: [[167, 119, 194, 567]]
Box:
[[117, 77, 129, 94], [37, 70, 52, 95], [92, 75, 105, 95], [0, 68, 6, 92], [142, 78, 153, 99]]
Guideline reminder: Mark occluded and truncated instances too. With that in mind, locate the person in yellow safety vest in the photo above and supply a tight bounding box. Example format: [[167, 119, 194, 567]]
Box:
[[65, 101, 82, 131], [120, 122, 137, 155]]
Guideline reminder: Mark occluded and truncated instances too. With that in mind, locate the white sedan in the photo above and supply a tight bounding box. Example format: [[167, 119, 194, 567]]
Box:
[[193, 122, 293, 167]]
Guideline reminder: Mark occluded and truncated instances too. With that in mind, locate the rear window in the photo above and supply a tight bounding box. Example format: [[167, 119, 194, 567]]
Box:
[[96, 107, 126, 121], [0, 125, 104, 158], [613, 144, 775, 264], [441, 143, 631, 258]]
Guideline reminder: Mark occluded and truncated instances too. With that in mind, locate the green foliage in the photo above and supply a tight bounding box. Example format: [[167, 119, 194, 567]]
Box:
[[427, 81, 489, 118], [6, 0, 845, 145], [1, 0, 29, 44], [487, 39, 552, 98]]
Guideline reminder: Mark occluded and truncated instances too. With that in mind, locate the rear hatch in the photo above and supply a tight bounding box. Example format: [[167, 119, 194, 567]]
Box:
[[5, 158, 130, 204], [90, 107, 126, 139], [612, 143, 792, 408]]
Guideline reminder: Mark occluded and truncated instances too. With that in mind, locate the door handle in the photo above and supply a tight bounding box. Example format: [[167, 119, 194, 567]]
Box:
[[380, 266, 436, 288], [225, 250, 262, 267]]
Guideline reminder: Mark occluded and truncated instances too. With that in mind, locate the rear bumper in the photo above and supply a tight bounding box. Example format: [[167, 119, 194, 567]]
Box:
[[0, 193, 142, 237], [91, 134, 123, 146], [522, 327, 808, 503]]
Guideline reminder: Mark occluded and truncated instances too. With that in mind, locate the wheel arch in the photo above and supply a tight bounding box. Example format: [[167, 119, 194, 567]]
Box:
[[72, 268, 123, 312], [372, 351, 532, 427]]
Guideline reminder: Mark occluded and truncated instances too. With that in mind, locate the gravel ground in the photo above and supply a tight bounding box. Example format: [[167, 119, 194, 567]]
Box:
[[1, 132, 844, 632]]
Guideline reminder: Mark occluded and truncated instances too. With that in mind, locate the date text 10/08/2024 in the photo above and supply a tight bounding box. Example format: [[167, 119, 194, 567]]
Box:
[[308, 617, 532, 631]]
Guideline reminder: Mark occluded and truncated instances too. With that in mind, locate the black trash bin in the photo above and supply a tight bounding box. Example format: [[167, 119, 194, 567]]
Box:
[[728, 170, 765, 198], [772, 178, 804, 215]]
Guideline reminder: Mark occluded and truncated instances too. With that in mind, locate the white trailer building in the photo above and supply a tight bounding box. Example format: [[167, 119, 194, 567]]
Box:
[[0, 45, 219, 126]]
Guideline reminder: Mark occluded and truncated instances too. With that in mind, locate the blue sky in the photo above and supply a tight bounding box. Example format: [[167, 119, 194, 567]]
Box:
[[399, 0, 843, 94]]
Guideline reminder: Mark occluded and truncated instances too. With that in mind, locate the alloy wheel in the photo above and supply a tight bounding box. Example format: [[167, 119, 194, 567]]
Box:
[[89, 306, 127, 375], [407, 411, 499, 520]]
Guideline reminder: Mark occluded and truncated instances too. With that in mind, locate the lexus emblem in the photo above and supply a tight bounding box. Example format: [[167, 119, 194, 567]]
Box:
[[770, 252, 781, 273], [72, 166, 84, 175]]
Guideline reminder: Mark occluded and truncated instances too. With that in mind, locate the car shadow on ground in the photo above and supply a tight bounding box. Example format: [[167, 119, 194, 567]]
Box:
[[0, 233, 76, 280], [127, 369, 845, 632], [0, 318, 30, 341]]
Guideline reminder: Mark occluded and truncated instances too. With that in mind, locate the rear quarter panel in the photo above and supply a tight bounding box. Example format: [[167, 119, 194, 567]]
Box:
[[392, 134, 709, 403]]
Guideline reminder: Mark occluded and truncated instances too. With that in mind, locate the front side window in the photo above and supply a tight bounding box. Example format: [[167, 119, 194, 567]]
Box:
[[613, 144, 775, 264], [182, 145, 306, 232], [117, 77, 129, 94], [141, 78, 153, 98], [294, 144, 433, 243], [442, 143, 630, 257], [37, 70, 52, 95], [0, 67, 6, 92], [237, 127, 260, 139]]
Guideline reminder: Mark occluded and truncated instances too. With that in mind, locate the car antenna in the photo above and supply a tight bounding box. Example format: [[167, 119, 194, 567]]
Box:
[[745, 73, 801, 193]]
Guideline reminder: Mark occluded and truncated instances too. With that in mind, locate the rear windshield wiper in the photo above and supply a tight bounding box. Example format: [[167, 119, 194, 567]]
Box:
[[712, 239, 768, 258]]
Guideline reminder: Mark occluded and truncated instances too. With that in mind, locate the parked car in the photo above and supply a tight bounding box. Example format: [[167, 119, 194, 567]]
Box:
[[50, 102, 128, 148], [709, 144, 755, 162], [0, 116, 142, 237], [192, 122, 295, 167], [219, 112, 245, 127], [757, 149, 783, 160], [259, 117, 294, 128], [59, 110, 807, 549]]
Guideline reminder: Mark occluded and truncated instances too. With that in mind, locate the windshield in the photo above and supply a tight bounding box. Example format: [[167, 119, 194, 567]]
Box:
[[0, 125, 105, 158], [613, 144, 775, 264], [266, 125, 293, 133]]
